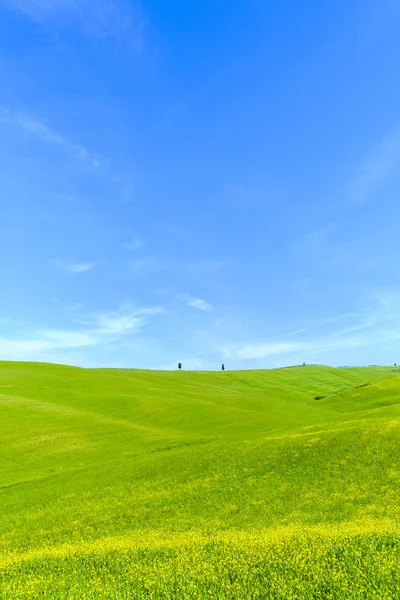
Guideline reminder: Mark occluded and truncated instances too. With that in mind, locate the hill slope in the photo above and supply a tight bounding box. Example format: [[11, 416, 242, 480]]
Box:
[[0, 362, 399, 598]]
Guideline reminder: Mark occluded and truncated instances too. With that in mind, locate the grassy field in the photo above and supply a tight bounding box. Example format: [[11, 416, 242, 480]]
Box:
[[0, 361, 399, 598]]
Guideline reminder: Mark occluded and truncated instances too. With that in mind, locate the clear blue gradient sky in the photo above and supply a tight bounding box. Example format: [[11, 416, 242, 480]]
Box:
[[1, 0, 400, 369]]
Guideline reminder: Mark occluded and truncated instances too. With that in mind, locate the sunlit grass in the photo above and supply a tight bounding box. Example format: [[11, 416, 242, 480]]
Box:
[[0, 362, 399, 598], [2, 527, 399, 599]]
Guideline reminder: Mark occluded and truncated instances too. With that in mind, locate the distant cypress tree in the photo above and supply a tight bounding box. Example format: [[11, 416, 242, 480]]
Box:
[[178, 362, 182, 370], [222, 364, 225, 371]]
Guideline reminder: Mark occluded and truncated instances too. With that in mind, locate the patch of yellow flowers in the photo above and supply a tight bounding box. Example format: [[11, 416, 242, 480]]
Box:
[[0, 518, 398, 599]]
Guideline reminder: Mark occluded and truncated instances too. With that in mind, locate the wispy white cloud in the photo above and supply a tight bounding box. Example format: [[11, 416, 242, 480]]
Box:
[[313, 310, 365, 327], [52, 260, 98, 274], [332, 323, 371, 337], [223, 290, 400, 361], [0, 330, 97, 361], [0, 304, 164, 362], [182, 295, 213, 313], [0, 107, 99, 167], [330, 290, 397, 337], [348, 128, 400, 205], [224, 335, 378, 362], [0, 0, 146, 48], [290, 328, 307, 336], [79, 306, 165, 336]]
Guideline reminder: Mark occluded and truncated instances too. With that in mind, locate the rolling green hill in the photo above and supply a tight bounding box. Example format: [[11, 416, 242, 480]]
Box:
[[0, 361, 399, 598]]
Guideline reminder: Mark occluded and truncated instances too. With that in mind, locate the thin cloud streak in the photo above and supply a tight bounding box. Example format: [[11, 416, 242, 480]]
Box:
[[0, 330, 97, 361], [78, 306, 165, 335], [52, 261, 98, 274], [0, 0, 147, 47], [348, 127, 400, 205], [224, 290, 400, 361], [185, 296, 213, 313], [0, 305, 164, 362], [224, 332, 398, 361], [0, 107, 100, 167]]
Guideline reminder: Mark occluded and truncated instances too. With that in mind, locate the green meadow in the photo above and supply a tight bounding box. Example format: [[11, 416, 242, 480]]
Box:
[[0, 361, 399, 598]]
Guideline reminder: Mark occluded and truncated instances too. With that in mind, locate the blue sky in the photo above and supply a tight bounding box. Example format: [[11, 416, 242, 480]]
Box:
[[1, 0, 400, 369]]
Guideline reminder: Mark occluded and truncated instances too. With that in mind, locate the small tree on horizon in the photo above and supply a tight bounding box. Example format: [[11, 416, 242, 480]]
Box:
[[222, 364, 225, 371], [178, 362, 182, 370]]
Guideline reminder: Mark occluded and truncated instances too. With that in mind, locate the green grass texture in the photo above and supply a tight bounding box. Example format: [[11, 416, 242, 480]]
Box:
[[0, 361, 399, 598]]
